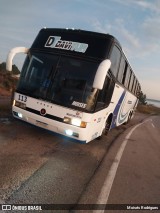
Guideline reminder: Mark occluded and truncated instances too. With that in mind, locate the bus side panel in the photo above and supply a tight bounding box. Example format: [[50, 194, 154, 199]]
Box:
[[116, 90, 137, 126], [110, 84, 138, 129], [112, 92, 137, 128], [109, 84, 125, 129], [86, 108, 112, 141], [88, 83, 125, 139]]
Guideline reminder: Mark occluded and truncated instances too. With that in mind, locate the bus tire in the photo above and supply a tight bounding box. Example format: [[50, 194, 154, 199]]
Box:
[[97, 115, 112, 140], [124, 112, 132, 125]]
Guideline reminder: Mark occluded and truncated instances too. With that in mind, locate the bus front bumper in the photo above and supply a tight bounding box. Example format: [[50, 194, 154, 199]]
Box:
[[12, 108, 88, 143]]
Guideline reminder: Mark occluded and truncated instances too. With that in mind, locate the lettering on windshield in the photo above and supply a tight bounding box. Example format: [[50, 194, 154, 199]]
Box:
[[72, 101, 87, 108], [45, 36, 88, 53]]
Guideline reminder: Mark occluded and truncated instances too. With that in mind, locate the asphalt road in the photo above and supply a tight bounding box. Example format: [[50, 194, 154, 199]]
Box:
[[0, 112, 159, 212], [76, 116, 160, 213]]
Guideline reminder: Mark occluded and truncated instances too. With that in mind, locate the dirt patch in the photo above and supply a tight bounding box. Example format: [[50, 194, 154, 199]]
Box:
[[0, 87, 11, 97]]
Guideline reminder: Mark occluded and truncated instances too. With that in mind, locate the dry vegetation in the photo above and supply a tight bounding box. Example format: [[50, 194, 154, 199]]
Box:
[[137, 104, 160, 115]]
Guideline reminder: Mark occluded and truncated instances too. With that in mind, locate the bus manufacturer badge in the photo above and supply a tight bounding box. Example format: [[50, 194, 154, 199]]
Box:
[[72, 101, 87, 108], [40, 108, 46, 116], [45, 36, 88, 53]]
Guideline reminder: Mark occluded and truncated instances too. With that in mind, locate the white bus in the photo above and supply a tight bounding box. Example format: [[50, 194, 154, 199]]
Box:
[[6, 28, 141, 143]]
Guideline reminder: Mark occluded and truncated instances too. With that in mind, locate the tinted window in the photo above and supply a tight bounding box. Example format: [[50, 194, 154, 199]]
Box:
[[128, 69, 132, 89], [124, 66, 131, 88], [122, 62, 128, 85], [96, 76, 115, 110], [129, 74, 134, 91], [134, 82, 138, 95], [134, 80, 138, 94], [110, 46, 121, 77], [17, 52, 99, 112], [131, 76, 135, 93], [117, 56, 125, 83]]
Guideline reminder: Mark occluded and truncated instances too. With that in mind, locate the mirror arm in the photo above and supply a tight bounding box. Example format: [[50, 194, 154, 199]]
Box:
[[6, 47, 29, 71], [93, 59, 111, 90]]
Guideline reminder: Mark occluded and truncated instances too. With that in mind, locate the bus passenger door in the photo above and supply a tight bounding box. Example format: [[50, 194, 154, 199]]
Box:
[[95, 75, 115, 110]]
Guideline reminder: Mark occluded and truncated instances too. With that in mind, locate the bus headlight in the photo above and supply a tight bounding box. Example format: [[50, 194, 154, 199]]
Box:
[[13, 100, 26, 109], [63, 117, 87, 128], [71, 118, 81, 126]]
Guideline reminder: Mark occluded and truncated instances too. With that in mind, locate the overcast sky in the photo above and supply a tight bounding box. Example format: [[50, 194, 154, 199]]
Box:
[[0, 0, 160, 100]]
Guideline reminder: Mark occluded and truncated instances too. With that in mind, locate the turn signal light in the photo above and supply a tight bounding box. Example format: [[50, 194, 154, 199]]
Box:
[[63, 117, 87, 128], [13, 100, 26, 109]]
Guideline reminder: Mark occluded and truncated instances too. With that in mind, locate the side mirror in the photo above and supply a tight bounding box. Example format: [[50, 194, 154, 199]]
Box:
[[93, 59, 111, 90], [6, 47, 29, 71]]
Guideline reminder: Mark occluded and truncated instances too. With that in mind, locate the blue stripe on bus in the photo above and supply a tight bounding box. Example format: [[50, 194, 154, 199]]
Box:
[[110, 90, 126, 129]]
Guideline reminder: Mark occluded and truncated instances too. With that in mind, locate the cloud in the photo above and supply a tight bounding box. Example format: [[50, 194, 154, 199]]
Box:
[[141, 79, 160, 100], [114, 0, 160, 14], [90, 13, 160, 62], [133, 0, 160, 14], [143, 15, 160, 40], [90, 18, 140, 57], [91, 19, 112, 34], [114, 19, 140, 49]]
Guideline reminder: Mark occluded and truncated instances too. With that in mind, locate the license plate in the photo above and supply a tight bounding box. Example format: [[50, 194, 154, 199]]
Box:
[[36, 120, 48, 128]]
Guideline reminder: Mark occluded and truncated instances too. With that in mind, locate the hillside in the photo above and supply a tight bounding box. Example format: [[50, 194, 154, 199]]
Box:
[[0, 62, 20, 96]]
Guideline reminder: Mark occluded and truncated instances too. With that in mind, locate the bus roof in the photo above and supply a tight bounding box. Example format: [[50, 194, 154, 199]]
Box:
[[31, 28, 122, 60]]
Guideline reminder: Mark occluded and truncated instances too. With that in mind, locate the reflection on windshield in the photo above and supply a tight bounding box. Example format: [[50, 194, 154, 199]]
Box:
[[17, 52, 99, 111]]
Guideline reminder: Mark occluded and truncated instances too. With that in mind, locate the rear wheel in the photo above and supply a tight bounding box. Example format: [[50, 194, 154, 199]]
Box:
[[124, 112, 132, 125], [125, 112, 132, 125]]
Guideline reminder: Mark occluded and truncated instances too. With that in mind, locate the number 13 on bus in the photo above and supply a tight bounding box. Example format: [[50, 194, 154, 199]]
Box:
[[6, 28, 141, 143]]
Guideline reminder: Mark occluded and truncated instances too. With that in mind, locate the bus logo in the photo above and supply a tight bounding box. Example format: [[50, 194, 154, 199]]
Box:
[[40, 108, 46, 116], [2, 205, 11, 210], [45, 36, 88, 53]]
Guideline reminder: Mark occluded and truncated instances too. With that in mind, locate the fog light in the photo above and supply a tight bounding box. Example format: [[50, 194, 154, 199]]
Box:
[[63, 117, 71, 123], [65, 129, 73, 136], [18, 113, 23, 118]]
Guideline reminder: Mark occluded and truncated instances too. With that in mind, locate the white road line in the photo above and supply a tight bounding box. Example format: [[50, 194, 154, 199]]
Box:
[[143, 119, 155, 128], [144, 119, 151, 123], [94, 122, 143, 213], [151, 123, 155, 128]]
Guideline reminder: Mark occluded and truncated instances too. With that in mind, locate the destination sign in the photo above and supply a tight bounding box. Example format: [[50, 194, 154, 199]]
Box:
[[45, 36, 88, 53]]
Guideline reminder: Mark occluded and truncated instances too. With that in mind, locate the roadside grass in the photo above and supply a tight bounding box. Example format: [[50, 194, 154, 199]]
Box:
[[0, 96, 12, 117], [137, 104, 160, 115]]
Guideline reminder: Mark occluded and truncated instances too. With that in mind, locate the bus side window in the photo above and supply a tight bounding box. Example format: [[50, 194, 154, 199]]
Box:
[[123, 65, 131, 88], [117, 56, 125, 83], [131, 75, 135, 93], [122, 62, 128, 85], [109, 46, 121, 77], [96, 76, 115, 110], [127, 69, 132, 89], [129, 73, 134, 91]]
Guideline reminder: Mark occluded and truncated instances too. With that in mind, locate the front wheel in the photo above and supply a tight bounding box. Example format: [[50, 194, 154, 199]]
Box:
[[102, 119, 110, 136], [97, 118, 111, 140]]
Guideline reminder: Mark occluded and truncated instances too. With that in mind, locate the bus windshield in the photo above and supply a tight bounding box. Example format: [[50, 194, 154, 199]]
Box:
[[17, 52, 99, 111]]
